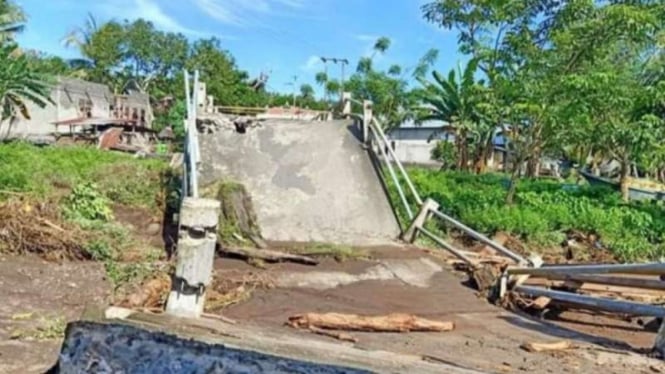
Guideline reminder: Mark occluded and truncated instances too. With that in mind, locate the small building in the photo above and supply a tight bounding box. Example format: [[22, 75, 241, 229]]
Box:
[[386, 119, 509, 168], [0, 77, 153, 142]]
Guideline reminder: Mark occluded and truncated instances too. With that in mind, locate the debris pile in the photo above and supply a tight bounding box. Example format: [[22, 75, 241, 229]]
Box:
[[0, 200, 89, 261], [197, 113, 264, 134]]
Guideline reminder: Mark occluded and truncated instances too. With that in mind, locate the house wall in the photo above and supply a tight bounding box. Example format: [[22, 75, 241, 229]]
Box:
[[0, 78, 153, 141]]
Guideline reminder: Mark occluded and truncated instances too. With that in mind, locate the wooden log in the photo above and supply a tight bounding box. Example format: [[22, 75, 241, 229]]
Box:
[[221, 247, 319, 266], [287, 313, 454, 333], [521, 341, 572, 353]]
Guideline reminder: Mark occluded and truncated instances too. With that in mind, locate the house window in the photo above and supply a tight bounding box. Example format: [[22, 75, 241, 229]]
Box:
[[140, 109, 146, 126], [78, 98, 93, 118]]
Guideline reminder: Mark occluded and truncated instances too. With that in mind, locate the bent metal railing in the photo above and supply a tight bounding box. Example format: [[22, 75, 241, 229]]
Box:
[[343, 92, 665, 354], [342, 94, 528, 266]]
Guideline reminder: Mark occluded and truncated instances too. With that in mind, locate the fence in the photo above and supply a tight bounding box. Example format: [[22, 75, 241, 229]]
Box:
[[342, 93, 665, 354]]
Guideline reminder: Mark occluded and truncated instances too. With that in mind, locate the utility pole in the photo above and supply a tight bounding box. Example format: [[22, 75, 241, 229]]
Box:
[[285, 75, 298, 107], [321, 57, 349, 100]]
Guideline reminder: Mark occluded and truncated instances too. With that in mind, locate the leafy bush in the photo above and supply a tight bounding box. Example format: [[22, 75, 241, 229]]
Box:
[[64, 182, 114, 221], [390, 169, 665, 261]]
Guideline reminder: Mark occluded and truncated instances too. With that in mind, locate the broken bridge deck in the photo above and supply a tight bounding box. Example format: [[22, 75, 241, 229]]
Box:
[[199, 119, 401, 245]]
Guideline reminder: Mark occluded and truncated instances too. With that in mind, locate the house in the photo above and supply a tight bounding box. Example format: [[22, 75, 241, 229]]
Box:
[[386, 119, 511, 168], [0, 77, 154, 143]]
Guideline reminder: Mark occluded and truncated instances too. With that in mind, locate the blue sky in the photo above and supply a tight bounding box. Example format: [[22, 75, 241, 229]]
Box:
[[16, 0, 462, 95]]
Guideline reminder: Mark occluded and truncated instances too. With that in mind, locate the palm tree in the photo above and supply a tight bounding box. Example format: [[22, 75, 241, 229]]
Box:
[[62, 13, 97, 50], [372, 37, 391, 58], [0, 0, 25, 42], [61, 13, 98, 72], [299, 84, 314, 100], [0, 44, 51, 122], [416, 59, 490, 171]]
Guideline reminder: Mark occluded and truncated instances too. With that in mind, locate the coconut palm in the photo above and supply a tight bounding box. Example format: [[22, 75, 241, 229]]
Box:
[[0, 44, 51, 122], [0, 0, 25, 42], [416, 59, 492, 171]]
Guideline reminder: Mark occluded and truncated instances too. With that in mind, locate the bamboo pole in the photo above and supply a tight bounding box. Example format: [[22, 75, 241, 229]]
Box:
[[513, 285, 665, 318], [507, 262, 665, 277]]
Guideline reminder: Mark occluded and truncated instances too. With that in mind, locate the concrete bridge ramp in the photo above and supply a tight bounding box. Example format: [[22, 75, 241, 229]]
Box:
[[200, 119, 400, 245]]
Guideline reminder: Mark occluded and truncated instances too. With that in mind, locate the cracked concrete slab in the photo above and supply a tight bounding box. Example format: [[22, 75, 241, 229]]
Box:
[[199, 119, 401, 245], [274, 258, 443, 290]]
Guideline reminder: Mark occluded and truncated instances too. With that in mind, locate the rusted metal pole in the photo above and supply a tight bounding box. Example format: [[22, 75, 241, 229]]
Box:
[[513, 285, 665, 318], [507, 262, 665, 277]]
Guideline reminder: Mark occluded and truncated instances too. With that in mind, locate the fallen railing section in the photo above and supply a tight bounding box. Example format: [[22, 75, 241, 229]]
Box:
[[343, 92, 665, 357]]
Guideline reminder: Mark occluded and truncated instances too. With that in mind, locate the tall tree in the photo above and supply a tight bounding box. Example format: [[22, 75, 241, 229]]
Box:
[[0, 0, 24, 42]]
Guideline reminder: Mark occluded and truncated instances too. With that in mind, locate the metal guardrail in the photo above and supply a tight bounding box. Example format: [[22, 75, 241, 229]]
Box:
[[357, 104, 527, 266], [183, 70, 200, 199]]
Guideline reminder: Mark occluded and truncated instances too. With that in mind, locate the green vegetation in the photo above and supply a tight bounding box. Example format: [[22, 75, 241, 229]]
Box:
[[288, 243, 368, 262], [0, 142, 166, 208], [0, 143, 170, 291], [398, 169, 665, 262]]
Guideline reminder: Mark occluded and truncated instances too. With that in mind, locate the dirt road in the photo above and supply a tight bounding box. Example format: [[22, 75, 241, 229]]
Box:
[[1, 245, 664, 373]]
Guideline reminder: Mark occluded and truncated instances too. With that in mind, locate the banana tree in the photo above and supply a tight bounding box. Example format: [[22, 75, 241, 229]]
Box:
[[0, 0, 24, 42], [0, 44, 51, 123], [415, 59, 492, 172]]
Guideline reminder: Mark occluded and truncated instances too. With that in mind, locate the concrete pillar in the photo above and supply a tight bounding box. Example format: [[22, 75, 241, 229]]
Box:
[[342, 92, 352, 116], [402, 198, 439, 243], [362, 100, 373, 144], [166, 197, 221, 318]]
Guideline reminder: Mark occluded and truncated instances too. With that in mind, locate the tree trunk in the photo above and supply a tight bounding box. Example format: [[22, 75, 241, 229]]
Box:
[[526, 147, 541, 178], [506, 162, 521, 205], [458, 130, 470, 171], [619, 158, 631, 202], [473, 136, 493, 174]]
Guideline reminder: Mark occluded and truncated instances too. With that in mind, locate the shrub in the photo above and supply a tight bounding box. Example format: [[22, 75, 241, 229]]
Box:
[[64, 182, 114, 222], [390, 169, 665, 261]]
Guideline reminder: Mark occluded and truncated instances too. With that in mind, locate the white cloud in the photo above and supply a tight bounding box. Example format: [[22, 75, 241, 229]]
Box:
[[193, 0, 307, 26], [98, 0, 207, 36], [300, 55, 321, 71], [354, 34, 378, 42]]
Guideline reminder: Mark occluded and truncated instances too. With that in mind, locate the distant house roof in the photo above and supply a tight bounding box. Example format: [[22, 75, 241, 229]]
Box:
[[52, 117, 138, 127]]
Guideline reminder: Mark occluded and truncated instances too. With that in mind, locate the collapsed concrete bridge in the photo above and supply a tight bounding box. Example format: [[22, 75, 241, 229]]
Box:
[[199, 117, 402, 246]]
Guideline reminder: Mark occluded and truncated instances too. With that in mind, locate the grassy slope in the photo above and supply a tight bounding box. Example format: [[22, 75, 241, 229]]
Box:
[[0, 142, 167, 208]]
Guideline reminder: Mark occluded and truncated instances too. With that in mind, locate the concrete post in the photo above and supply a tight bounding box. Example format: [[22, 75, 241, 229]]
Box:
[[342, 92, 352, 116], [362, 100, 373, 144], [166, 197, 221, 318], [402, 198, 439, 243]]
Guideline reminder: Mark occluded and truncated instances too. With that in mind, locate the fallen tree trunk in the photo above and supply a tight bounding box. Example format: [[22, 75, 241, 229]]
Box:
[[287, 313, 454, 332], [221, 246, 319, 266]]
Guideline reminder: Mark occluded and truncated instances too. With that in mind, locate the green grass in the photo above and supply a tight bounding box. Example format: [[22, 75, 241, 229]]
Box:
[[389, 169, 665, 262], [0, 142, 167, 208]]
